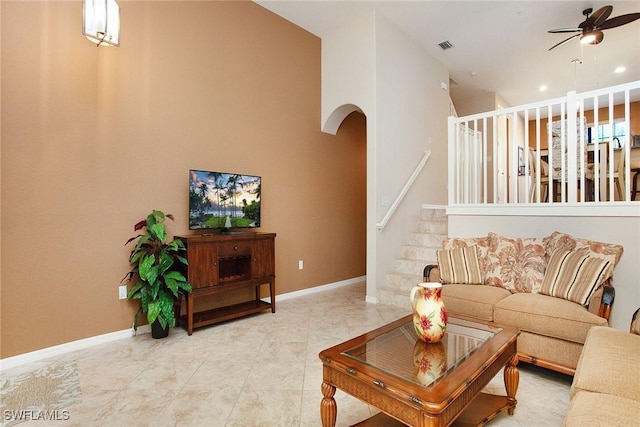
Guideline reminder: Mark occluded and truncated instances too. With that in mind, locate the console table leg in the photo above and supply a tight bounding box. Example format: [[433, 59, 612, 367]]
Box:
[[320, 380, 337, 427], [186, 293, 194, 336], [270, 279, 276, 313], [504, 354, 519, 415]]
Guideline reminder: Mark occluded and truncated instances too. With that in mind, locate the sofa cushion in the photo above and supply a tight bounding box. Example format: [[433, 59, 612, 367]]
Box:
[[441, 284, 511, 322], [484, 233, 546, 293], [443, 236, 491, 273], [571, 326, 640, 401], [540, 248, 612, 306], [517, 331, 584, 371], [563, 390, 640, 427], [493, 293, 608, 344], [437, 246, 483, 285]]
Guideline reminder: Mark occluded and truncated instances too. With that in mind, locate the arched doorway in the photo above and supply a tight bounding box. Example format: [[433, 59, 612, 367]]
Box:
[[329, 109, 368, 297]]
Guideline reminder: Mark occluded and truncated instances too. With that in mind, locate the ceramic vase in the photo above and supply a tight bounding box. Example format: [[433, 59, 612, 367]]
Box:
[[410, 283, 447, 343], [413, 340, 447, 386]]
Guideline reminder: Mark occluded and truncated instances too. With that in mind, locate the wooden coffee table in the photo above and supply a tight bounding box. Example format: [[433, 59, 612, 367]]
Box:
[[319, 315, 520, 427]]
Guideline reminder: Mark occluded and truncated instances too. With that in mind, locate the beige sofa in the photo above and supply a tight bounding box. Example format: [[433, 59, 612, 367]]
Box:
[[563, 311, 640, 426], [424, 231, 624, 375]]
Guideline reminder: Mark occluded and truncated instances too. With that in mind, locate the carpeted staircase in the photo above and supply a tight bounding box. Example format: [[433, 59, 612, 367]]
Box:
[[378, 207, 447, 308]]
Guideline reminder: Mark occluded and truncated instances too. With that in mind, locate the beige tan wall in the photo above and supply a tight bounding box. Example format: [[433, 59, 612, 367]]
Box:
[[1, 1, 366, 358], [528, 102, 640, 149]]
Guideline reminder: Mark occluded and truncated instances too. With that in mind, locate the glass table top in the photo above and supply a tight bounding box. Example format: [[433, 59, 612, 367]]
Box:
[[342, 319, 501, 388]]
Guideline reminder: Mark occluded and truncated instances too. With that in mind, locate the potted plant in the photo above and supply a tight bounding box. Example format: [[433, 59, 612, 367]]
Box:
[[123, 210, 192, 338]]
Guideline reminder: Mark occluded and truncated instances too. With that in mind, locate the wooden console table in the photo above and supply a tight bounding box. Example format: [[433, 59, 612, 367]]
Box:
[[176, 232, 276, 335]]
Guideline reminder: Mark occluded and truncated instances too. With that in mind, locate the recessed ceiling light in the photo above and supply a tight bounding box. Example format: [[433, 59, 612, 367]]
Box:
[[469, 71, 478, 77], [615, 66, 626, 73], [539, 85, 548, 92]]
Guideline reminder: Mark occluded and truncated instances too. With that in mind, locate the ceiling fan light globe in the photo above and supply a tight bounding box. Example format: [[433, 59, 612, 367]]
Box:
[[580, 33, 596, 44], [581, 30, 604, 45]]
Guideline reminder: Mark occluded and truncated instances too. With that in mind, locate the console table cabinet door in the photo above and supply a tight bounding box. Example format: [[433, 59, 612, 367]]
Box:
[[186, 242, 218, 289], [252, 238, 275, 277]]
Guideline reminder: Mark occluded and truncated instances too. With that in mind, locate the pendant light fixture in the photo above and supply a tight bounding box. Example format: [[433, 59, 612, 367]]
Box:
[[83, 0, 120, 47]]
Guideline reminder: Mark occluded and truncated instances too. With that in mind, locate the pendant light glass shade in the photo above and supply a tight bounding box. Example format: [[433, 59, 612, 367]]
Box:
[[83, 0, 120, 47]]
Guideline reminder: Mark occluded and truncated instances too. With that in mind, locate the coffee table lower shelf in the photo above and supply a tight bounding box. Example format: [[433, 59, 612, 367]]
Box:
[[352, 393, 512, 427]]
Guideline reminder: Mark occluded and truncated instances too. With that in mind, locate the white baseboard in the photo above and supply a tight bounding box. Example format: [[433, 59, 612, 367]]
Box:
[[1, 276, 367, 371], [0, 325, 150, 372], [261, 275, 366, 303]]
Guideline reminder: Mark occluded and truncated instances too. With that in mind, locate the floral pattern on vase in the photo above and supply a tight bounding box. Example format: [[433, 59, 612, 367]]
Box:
[[413, 340, 447, 387], [410, 283, 447, 343]]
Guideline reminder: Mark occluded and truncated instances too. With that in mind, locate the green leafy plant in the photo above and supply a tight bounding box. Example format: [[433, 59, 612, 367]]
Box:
[[123, 210, 191, 332]]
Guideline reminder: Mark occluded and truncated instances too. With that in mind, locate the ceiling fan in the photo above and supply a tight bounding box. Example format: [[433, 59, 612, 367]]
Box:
[[548, 5, 640, 51]]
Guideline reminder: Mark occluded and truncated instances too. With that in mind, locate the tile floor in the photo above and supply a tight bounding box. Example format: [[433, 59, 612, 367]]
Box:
[[4, 282, 573, 426]]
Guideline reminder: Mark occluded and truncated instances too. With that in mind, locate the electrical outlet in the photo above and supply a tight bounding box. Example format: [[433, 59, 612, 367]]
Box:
[[119, 285, 127, 300], [298, 260, 304, 270]]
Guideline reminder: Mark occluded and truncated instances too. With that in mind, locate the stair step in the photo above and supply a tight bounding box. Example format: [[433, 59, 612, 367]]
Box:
[[421, 208, 448, 222], [400, 245, 438, 262], [415, 220, 447, 234], [385, 272, 422, 290], [392, 258, 433, 276], [379, 207, 446, 310], [406, 232, 445, 247]]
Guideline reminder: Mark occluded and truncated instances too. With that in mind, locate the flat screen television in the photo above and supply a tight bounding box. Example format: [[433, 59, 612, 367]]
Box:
[[189, 169, 261, 230]]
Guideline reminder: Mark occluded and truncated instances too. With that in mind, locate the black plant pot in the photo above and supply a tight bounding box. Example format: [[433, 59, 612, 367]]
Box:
[[151, 319, 169, 339]]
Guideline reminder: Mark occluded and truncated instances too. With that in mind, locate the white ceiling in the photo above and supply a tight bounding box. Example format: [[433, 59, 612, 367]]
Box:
[[255, 1, 640, 107]]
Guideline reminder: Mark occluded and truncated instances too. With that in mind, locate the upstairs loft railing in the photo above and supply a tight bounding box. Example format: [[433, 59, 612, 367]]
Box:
[[448, 81, 640, 207]]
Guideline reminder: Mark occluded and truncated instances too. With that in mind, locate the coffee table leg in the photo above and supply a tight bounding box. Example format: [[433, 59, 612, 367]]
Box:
[[504, 354, 519, 415], [321, 380, 337, 427]]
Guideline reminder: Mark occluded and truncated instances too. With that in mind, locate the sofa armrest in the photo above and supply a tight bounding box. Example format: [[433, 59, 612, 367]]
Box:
[[597, 284, 615, 322], [631, 307, 640, 335], [423, 264, 440, 283]]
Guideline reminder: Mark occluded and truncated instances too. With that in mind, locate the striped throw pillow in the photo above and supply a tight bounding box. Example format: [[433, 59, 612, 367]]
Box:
[[540, 249, 612, 306], [437, 246, 483, 285]]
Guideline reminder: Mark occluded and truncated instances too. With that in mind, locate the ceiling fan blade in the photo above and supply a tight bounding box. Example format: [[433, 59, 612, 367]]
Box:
[[548, 34, 579, 51], [580, 5, 613, 29], [598, 13, 640, 30], [548, 28, 581, 33], [591, 5, 613, 28]]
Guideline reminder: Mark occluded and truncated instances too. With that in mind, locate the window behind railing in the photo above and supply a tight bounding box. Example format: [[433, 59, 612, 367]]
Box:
[[448, 81, 640, 206]]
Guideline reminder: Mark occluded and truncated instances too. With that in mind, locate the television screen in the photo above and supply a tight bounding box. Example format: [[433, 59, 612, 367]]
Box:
[[189, 169, 261, 230]]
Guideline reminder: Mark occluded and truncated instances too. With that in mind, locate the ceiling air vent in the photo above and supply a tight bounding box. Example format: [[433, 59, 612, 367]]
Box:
[[438, 40, 454, 50]]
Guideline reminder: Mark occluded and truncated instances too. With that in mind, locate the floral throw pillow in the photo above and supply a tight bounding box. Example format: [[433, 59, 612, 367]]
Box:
[[542, 231, 624, 265], [543, 231, 623, 283], [484, 233, 546, 293]]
